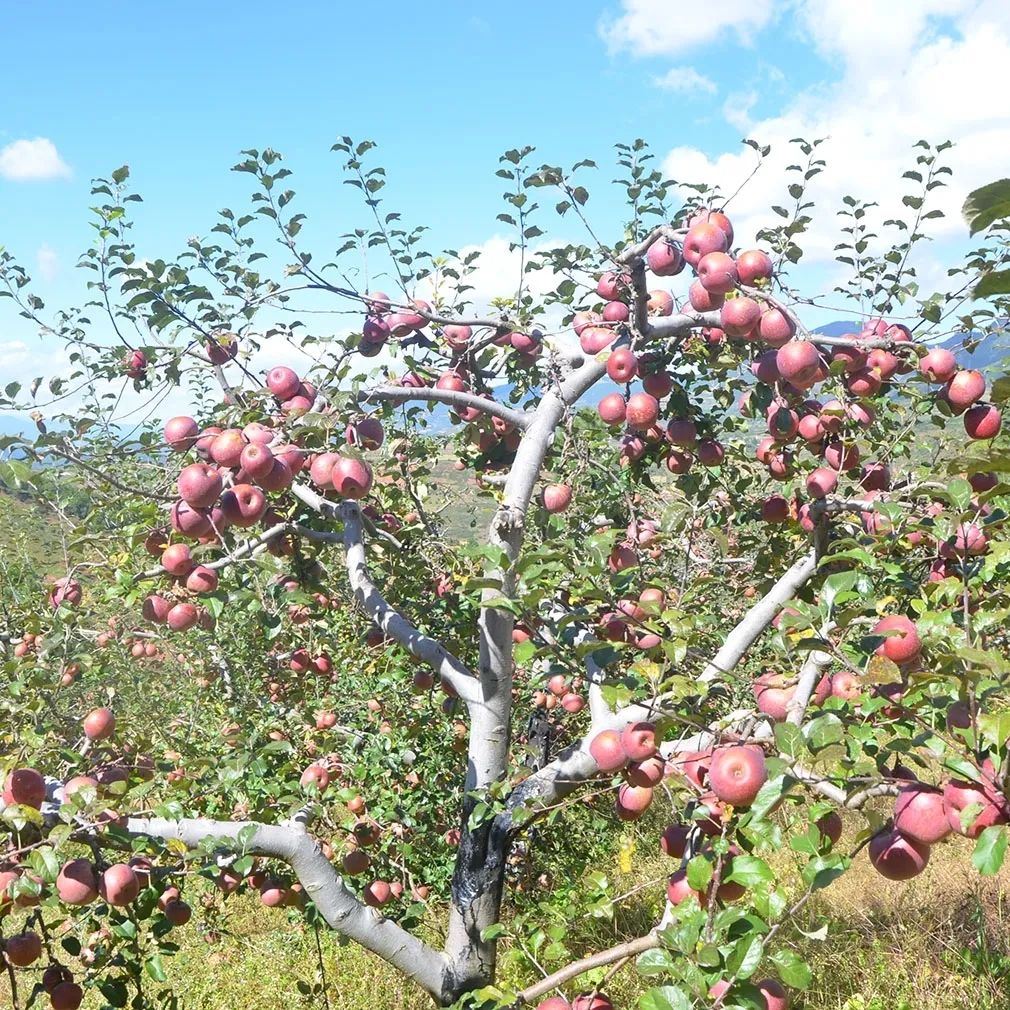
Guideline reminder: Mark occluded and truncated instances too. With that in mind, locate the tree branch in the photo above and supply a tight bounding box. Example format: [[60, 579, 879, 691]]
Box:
[[339, 501, 480, 705], [698, 547, 820, 684], [360, 385, 530, 430], [134, 521, 295, 581], [786, 631, 833, 727], [47, 445, 175, 502], [124, 814, 448, 1000], [515, 933, 660, 1004]]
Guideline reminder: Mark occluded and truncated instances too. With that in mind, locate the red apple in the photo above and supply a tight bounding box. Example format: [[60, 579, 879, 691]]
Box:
[[688, 279, 725, 312], [164, 416, 199, 452], [758, 308, 794, 345], [893, 783, 950, 844], [625, 392, 660, 430], [167, 603, 200, 632], [51, 982, 85, 1010], [666, 868, 706, 908], [696, 251, 738, 294], [943, 778, 1009, 838], [736, 249, 773, 284], [868, 829, 929, 880], [872, 615, 921, 664], [83, 707, 115, 741], [363, 879, 392, 907], [620, 722, 657, 761], [597, 393, 627, 426], [99, 863, 140, 906], [266, 365, 301, 400], [300, 765, 330, 792], [720, 296, 761, 338], [756, 978, 790, 1010], [4, 768, 46, 808], [682, 222, 728, 267], [606, 347, 638, 383], [805, 467, 838, 499], [220, 484, 267, 527], [177, 463, 223, 509], [331, 457, 373, 499], [708, 745, 767, 807], [56, 859, 99, 905], [615, 783, 653, 821], [542, 484, 573, 513], [945, 369, 986, 412], [647, 237, 683, 276], [964, 403, 1002, 439], [919, 347, 957, 383], [776, 340, 821, 386], [4, 931, 42, 966], [209, 428, 247, 468], [589, 729, 627, 772], [186, 566, 219, 594], [572, 994, 613, 1010]]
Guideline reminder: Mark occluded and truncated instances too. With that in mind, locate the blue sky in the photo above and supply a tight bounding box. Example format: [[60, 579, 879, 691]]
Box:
[[1, 2, 815, 279], [2, 0, 1009, 420]]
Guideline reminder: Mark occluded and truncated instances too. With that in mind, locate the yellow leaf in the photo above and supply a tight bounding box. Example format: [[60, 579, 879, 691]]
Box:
[[618, 835, 636, 874], [864, 654, 899, 684], [165, 837, 188, 857]]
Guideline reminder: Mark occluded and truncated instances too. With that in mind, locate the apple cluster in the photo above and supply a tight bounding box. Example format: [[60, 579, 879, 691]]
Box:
[[572, 210, 1000, 521], [139, 355, 383, 634], [0, 752, 186, 1009]]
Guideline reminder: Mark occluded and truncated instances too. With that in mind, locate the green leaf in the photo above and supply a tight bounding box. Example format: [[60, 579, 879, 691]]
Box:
[[972, 825, 1008, 876], [948, 478, 973, 511], [771, 948, 812, 989], [821, 571, 857, 611], [805, 713, 844, 750], [99, 978, 129, 1007], [962, 178, 1010, 234], [687, 855, 713, 891], [697, 943, 721, 967], [977, 711, 1010, 750], [748, 774, 793, 821], [801, 854, 850, 889], [513, 639, 536, 666], [639, 985, 691, 1010], [636, 948, 680, 977], [773, 722, 806, 759], [974, 270, 1010, 298], [145, 955, 167, 983], [725, 933, 764, 979], [725, 855, 774, 887]]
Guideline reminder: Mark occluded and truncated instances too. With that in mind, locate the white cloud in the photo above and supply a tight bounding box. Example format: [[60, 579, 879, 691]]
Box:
[[36, 244, 59, 282], [653, 66, 717, 95], [600, 0, 775, 56], [722, 90, 758, 131], [661, 0, 1010, 274], [0, 138, 71, 182], [0, 340, 33, 371]]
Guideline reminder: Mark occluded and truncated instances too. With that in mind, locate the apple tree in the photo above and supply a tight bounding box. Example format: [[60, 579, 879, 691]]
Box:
[[0, 138, 1009, 1010]]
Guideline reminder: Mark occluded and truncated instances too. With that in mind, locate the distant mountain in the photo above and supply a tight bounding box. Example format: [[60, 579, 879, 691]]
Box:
[[2, 321, 1006, 443], [814, 320, 1010, 372], [812, 321, 861, 337]]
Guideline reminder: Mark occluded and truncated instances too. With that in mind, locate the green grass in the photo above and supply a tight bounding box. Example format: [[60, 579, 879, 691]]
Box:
[[0, 489, 65, 577]]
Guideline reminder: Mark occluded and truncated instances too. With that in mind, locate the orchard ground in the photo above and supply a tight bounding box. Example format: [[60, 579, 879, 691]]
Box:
[[0, 807, 1002, 1010]]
